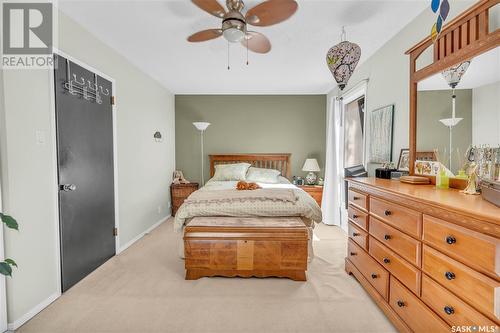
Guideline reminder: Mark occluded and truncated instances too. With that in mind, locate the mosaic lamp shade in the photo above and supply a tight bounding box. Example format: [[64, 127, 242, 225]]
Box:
[[326, 40, 361, 91], [441, 61, 470, 88]]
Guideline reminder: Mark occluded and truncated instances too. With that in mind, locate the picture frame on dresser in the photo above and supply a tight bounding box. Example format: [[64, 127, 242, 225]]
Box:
[[397, 149, 410, 172]]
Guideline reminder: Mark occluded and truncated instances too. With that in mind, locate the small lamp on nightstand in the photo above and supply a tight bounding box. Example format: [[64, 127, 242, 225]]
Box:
[[302, 158, 320, 185]]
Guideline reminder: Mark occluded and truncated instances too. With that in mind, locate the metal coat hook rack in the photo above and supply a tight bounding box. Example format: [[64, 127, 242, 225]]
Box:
[[63, 59, 109, 104]]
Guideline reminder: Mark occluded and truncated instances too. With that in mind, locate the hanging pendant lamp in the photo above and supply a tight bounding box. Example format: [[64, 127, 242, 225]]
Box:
[[442, 61, 470, 89], [439, 60, 471, 171], [326, 27, 361, 91]]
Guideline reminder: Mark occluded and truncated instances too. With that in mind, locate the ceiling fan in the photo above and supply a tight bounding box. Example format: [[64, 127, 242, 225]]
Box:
[[187, 0, 298, 54]]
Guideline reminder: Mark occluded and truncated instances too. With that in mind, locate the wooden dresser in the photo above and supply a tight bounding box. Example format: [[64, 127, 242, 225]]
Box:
[[298, 185, 323, 207], [170, 183, 199, 216], [345, 177, 500, 333]]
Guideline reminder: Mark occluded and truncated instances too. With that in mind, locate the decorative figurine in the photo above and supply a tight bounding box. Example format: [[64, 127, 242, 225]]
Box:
[[172, 170, 190, 185], [460, 164, 480, 195]]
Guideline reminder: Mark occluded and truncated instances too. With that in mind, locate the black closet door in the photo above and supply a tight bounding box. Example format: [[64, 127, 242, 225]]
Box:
[[54, 54, 115, 292]]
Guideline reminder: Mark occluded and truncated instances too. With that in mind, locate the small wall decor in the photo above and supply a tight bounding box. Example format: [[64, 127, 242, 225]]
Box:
[[430, 0, 450, 40], [397, 149, 410, 171], [367, 104, 394, 163], [153, 131, 163, 142]]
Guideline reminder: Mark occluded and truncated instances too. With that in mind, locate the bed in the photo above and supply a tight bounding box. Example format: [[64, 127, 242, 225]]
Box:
[[174, 154, 323, 279]]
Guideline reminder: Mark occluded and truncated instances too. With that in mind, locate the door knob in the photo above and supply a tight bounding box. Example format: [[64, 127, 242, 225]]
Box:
[[60, 184, 77, 192]]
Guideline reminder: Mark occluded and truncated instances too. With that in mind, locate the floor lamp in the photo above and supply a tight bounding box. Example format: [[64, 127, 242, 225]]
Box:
[[193, 122, 210, 185]]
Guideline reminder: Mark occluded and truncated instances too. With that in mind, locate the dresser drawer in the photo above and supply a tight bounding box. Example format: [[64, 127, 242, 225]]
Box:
[[370, 197, 422, 238], [421, 274, 497, 327], [390, 276, 449, 332], [347, 239, 389, 300], [348, 189, 368, 212], [370, 217, 421, 267], [422, 245, 500, 320], [348, 205, 368, 231], [369, 237, 421, 295], [423, 215, 500, 277], [348, 222, 368, 250]]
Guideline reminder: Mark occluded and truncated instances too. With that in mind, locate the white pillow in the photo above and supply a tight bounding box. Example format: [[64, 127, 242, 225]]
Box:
[[212, 163, 251, 181], [246, 167, 281, 184]]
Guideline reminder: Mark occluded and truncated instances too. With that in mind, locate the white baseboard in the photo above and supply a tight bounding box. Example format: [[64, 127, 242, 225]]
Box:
[[117, 216, 170, 254], [7, 292, 60, 330]]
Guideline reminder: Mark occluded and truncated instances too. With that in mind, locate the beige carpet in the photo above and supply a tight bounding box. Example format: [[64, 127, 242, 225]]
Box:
[[17, 219, 396, 333]]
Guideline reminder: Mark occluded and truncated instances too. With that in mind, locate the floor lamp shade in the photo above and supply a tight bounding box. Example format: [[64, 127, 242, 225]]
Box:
[[193, 122, 210, 131], [193, 122, 210, 185]]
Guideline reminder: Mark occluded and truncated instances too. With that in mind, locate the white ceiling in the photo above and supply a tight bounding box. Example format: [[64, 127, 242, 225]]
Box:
[[419, 47, 500, 91], [58, 0, 429, 94]]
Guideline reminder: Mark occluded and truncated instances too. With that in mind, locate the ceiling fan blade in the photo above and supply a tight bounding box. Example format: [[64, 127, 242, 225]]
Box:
[[245, 0, 298, 27], [191, 0, 226, 18], [242, 31, 271, 53], [187, 29, 223, 42]]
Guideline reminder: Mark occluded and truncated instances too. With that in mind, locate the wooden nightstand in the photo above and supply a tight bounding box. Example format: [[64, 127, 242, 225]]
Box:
[[170, 183, 199, 216], [298, 185, 323, 207]]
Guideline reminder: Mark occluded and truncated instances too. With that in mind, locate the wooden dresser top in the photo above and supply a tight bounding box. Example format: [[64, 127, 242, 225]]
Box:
[[348, 178, 500, 226]]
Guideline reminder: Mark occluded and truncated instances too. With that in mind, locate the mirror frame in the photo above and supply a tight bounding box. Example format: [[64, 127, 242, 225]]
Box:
[[405, 0, 500, 187]]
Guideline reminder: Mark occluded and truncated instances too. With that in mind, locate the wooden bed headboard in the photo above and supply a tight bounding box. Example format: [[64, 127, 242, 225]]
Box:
[[209, 154, 291, 179]]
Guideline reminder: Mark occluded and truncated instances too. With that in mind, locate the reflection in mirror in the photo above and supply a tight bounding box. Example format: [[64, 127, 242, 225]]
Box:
[[416, 47, 500, 179], [489, 3, 500, 33]]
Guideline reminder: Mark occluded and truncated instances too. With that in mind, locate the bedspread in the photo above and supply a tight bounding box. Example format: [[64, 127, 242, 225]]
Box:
[[174, 180, 322, 232]]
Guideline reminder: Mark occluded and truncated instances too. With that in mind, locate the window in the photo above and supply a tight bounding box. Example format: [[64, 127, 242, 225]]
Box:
[[343, 96, 365, 168]]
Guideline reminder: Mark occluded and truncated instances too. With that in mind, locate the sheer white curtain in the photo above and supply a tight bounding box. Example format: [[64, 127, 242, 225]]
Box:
[[321, 96, 342, 226]]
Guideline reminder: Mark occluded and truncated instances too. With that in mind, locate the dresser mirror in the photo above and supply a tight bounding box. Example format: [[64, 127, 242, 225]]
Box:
[[416, 46, 500, 178], [406, 0, 500, 188]]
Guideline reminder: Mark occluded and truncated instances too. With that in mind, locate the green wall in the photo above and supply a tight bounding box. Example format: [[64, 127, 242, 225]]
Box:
[[175, 95, 327, 183]]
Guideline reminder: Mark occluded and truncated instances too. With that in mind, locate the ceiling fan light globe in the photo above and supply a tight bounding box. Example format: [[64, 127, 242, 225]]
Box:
[[223, 27, 245, 43]]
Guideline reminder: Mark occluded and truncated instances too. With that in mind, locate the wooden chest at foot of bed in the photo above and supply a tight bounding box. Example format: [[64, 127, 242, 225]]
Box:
[[184, 217, 309, 281]]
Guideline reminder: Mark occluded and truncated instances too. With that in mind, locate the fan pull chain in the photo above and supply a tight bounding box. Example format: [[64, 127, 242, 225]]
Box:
[[246, 37, 249, 66], [227, 41, 230, 70]]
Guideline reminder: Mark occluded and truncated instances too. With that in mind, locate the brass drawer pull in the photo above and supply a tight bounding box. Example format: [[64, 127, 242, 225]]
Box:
[[446, 236, 456, 244], [384, 210, 392, 216], [353, 196, 360, 200], [444, 306, 455, 315], [383, 258, 390, 264], [397, 300, 405, 307], [352, 232, 361, 237], [350, 252, 357, 256], [384, 234, 391, 240], [352, 214, 359, 219], [445, 271, 455, 280], [371, 273, 378, 279]]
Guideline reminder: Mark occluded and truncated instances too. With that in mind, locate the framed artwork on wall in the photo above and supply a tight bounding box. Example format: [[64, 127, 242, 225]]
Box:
[[367, 104, 394, 163]]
